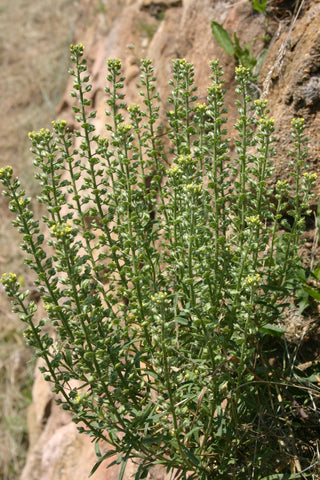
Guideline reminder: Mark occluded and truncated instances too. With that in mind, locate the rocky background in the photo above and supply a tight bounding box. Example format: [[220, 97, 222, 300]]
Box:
[[1, 0, 320, 479]]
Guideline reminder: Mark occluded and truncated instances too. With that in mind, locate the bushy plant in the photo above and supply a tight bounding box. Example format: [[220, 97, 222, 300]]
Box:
[[1, 43, 319, 480]]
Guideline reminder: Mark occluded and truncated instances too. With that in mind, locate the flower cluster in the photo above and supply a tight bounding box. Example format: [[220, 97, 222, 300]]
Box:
[[167, 165, 181, 177], [28, 128, 51, 143], [244, 273, 261, 286], [150, 292, 168, 304], [70, 42, 84, 56], [276, 179, 289, 191], [127, 104, 141, 115], [0, 165, 13, 180], [50, 222, 73, 238], [182, 182, 203, 194], [1, 272, 18, 287], [74, 391, 89, 405], [235, 64, 251, 78], [246, 215, 262, 227], [177, 154, 194, 166], [254, 99, 268, 109], [194, 103, 207, 114], [52, 119, 68, 135], [107, 58, 121, 70], [208, 83, 223, 96], [1, 272, 19, 297], [291, 117, 305, 129], [259, 117, 274, 129], [117, 123, 132, 135], [303, 172, 317, 182]]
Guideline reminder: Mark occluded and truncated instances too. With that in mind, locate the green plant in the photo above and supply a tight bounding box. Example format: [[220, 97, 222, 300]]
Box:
[[296, 263, 320, 313], [211, 21, 258, 72], [295, 199, 320, 313], [1, 44, 319, 479], [250, 0, 268, 14]]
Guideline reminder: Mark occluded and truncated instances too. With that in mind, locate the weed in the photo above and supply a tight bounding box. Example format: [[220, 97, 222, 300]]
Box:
[[1, 44, 319, 480], [250, 0, 268, 14], [211, 21, 260, 73]]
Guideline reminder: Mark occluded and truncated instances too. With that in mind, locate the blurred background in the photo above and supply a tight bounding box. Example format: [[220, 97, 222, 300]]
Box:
[[0, 1, 80, 478]]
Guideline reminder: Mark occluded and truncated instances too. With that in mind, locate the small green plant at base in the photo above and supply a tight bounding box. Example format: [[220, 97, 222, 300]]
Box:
[[296, 263, 320, 313], [295, 198, 320, 313], [1, 44, 319, 479], [250, 0, 268, 14]]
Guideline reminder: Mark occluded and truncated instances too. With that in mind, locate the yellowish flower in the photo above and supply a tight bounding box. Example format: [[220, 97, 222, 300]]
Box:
[[52, 119, 67, 130], [291, 117, 304, 129], [107, 58, 121, 69], [74, 392, 89, 405], [183, 183, 202, 194], [276, 180, 288, 190], [51, 222, 73, 238], [254, 99, 268, 108], [0, 165, 13, 180], [246, 215, 262, 227], [303, 172, 317, 182], [167, 165, 180, 177], [244, 273, 261, 286], [117, 123, 132, 135], [259, 117, 274, 128], [1, 272, 17, 286]]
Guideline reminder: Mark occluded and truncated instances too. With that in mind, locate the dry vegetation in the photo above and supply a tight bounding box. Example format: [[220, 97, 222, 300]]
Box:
[[0, 1, 82, 478]]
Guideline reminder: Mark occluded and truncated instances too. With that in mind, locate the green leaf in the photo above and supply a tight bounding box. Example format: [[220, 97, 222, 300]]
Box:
[[216, 404, 225, 437], [211, 21, 235, 57], [141, 436, 163, 444], [94, 441, 101, 458], [303, 283, 320, 301], [258, 324, 286, 338], [296, 287, 310, 314], [135, 463, 149, 480], [260, 474, 303, 480], [313, 265, 320, 280], [233, 33, 256, 69], [174, 316, 189, 325], [181, 426, 201, 444], [251, 0, 268, 13], [89, 448, 117, 477], [181, 446, 200, 466], [64, 348, 73, 368], [295, 372, 320, 383], [119, 452, 131, 480]]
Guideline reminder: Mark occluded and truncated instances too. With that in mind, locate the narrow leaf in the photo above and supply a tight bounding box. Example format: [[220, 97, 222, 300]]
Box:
[[260, 474, 301, 480], [89, 449, 117, 477], [181, 446, 200, 466], [119, 452, 131, 480]]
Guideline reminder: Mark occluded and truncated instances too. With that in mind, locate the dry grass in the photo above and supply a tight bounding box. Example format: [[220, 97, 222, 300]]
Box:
[[0, 1, 82, 478]]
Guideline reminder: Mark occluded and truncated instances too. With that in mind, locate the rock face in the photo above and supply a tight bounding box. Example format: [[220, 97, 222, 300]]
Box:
[[21, 0, 320, 479]]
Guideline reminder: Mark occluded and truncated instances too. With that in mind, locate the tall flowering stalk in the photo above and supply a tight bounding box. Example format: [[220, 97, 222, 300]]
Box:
[[1, 44, 318, 480]]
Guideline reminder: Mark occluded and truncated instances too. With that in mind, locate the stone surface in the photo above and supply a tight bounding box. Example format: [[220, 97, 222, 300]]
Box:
[[260, 0, 320, 199], [21, 0, 320, 479]]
